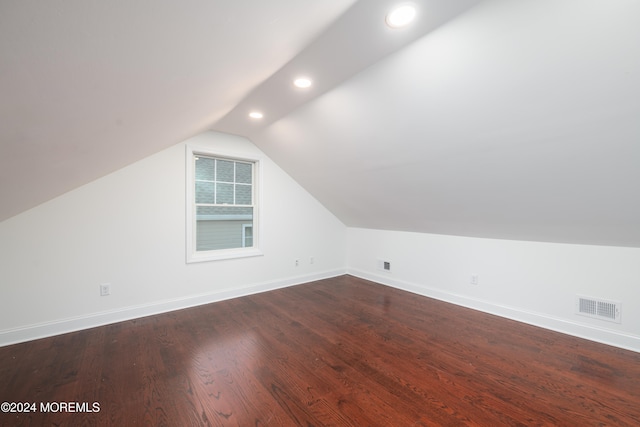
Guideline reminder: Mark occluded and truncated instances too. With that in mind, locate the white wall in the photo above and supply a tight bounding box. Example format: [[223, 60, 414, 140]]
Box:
[[3, 131, 638, 354], [347, 227, 640, 352], [0, 132, 346, 345]]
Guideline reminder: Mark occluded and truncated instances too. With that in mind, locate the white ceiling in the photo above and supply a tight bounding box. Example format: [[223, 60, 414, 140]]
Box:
[[1, 0, 639, 247], [0, 0, 356, 220]]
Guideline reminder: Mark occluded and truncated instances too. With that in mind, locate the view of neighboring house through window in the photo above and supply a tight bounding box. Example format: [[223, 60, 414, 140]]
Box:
[[194, 156, 254, 251], [242, 223, 253, 248]]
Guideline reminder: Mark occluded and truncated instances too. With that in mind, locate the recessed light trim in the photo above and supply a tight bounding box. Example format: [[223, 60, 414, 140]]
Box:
[[294, 77, 312, 88], [386, 4, 416, 28], [249, 111, 263, 119]]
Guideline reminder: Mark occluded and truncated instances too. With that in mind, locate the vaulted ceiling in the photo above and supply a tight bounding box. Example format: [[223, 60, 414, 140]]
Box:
[[1, 0, 639, 247]]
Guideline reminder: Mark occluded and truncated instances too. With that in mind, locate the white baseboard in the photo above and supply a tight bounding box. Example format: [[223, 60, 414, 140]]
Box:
[[0, 269, 346, 347], [348, 268, 640, 353], [6, 268, 637, 353]]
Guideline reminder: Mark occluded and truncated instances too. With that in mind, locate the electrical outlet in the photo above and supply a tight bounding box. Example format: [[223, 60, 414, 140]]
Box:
[[100, 283, 111, 296], [295, 259, 299, 267], [310, 256, 314, 265], [377, 259, 391, 272], [470, 275, 479, 286]]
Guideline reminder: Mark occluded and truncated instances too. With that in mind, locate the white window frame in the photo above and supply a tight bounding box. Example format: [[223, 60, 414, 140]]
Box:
[[186, 144, 263, 263]]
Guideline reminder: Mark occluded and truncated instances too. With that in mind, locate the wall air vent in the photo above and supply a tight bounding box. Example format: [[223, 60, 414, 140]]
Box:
[[576, 296, 621, 323]]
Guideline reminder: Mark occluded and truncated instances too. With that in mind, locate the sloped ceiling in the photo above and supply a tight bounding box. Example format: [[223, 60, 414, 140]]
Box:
[[237, 0, 640, 247], [0, 0, 357, 220], [1, 0, 639, 247]]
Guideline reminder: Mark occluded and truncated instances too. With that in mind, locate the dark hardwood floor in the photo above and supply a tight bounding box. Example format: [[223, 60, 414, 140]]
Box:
[[1, 275, 639, 426]]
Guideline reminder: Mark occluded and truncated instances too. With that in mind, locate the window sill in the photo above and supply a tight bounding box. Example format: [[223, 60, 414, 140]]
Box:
[[186, 247, 264, 263]]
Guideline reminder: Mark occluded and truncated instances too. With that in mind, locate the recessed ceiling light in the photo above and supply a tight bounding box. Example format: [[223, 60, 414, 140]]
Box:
[[249, 111, 263, 119], [386, 4, 416, 28], [294, 77, 312, 88]]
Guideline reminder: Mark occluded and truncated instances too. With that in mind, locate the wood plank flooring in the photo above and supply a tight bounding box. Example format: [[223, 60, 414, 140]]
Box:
[[1, 275, 639, 426]]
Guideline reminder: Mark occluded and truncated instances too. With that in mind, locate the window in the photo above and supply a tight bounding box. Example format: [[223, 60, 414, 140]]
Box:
[[242, 224, 253, 248], [186, 145, 262, 262]]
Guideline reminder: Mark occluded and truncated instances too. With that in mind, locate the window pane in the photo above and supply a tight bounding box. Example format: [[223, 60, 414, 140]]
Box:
[[216, 183, 234, 204], [196, 206, 253, 251], [195, 157, 215, 181], [195, 181, 215, 204], [216, 160, 234, 182], [236, 162, 252, 184], [235, 184, 252, 205]]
